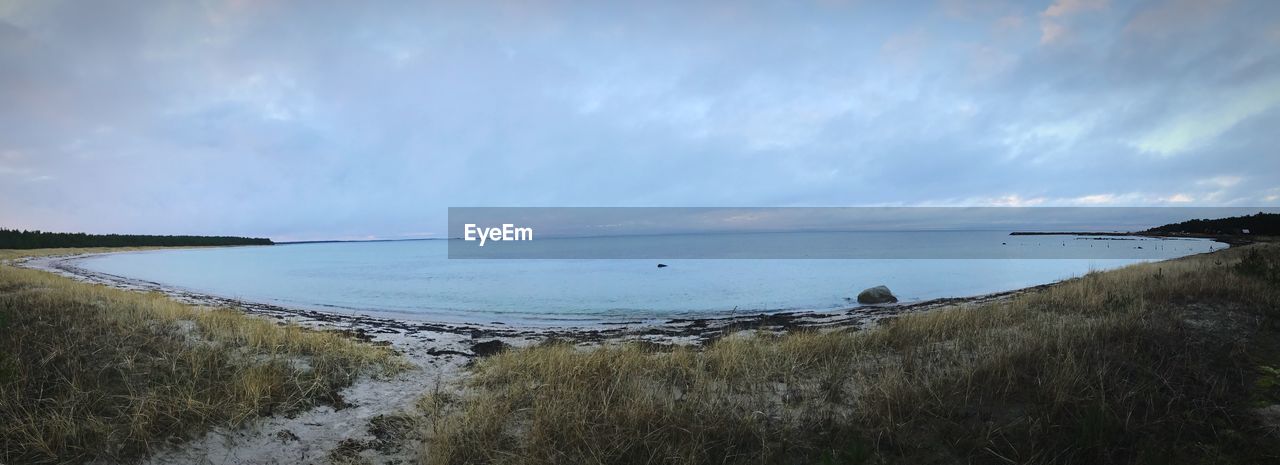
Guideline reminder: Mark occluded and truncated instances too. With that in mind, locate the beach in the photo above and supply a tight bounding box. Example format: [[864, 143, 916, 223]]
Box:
[[4, 238, 1260, 463], [9, 249, 1086, 464], [17, 249, 1096, 344]]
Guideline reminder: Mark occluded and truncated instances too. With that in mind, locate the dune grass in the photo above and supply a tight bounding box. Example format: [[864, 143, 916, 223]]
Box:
[[0, 248, 403, 464], [422, 243, 1280, 465]]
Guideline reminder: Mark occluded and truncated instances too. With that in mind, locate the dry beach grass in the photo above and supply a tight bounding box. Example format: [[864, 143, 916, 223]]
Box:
[[0, 249, 402, 464], [5, 243, 1280, 464], [421, 242, 1280, 465]]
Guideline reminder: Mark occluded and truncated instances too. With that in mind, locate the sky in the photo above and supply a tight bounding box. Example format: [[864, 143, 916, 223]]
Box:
[[1, 0, 1278, 241]]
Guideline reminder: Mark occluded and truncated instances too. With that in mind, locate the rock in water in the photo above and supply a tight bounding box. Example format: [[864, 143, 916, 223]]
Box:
[[657, 263, 668, 268], [471, 340, 510, 357], [857, 285, 898, 304]]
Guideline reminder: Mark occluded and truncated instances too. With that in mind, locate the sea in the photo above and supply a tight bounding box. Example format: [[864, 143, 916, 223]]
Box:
[[74, 231, 1223, 326]]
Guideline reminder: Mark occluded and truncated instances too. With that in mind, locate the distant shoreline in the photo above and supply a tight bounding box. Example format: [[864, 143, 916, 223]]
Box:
[[275, 237, 446, 245], [1010, 231, 1258, 246], [10, 241, 1234, 347]]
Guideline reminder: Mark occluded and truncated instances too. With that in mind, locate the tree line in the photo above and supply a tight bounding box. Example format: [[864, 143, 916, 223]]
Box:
[[1146, 212, 1279, 235], [0, 229, 273, 249]]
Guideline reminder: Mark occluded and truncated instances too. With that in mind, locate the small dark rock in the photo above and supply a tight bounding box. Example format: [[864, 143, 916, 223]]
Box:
[[856, 285, 898, 304], [657, 263, 668, 268], [471, 339, 510, 357]]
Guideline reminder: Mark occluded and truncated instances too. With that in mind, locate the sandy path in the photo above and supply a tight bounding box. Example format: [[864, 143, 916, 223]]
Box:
[[140, 332, 477, 465]]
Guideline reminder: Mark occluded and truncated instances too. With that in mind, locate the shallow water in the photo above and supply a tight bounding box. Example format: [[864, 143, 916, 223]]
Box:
[[76, 232, 1221, 325]]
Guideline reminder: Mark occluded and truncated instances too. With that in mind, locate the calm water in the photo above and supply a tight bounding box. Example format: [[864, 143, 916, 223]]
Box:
[[76, 232, 1222, 325]]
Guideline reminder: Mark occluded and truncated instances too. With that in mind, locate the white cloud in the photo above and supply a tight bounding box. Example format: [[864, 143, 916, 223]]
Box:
[[991, 195, 1047, 207], [1134, 79, 1280, 156], [1197, 176, 1243, 188], [1073, 194, 1116, 205]]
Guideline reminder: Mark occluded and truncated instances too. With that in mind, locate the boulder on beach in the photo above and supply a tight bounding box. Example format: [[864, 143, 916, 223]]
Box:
[[471, 339, 510, 357], [857, 285, 898, 304]]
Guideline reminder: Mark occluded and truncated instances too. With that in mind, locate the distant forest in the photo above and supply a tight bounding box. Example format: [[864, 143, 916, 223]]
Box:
[[0, 229, 273, 249], [1146, 212, 1279, 235]]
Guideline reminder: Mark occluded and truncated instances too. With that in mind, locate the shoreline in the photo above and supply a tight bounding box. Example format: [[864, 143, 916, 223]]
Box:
[[4, 242, 1249, 463], [17, 251, 1074, 348], [12, 229, 1233, 349], [1010, 230, 1257, 246]]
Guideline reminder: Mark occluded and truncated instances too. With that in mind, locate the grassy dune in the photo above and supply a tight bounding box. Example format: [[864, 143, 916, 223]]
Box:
[[0, 249, 403, 464], [422, 243, 1280, 465]]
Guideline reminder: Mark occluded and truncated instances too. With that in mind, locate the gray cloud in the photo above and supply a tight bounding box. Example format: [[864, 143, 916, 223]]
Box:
[[1, 0, 1277, 240]]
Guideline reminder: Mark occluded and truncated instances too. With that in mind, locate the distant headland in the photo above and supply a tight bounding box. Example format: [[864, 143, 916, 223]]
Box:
[[1011, 212, 1278, 246], [0, 228, 273, 249]]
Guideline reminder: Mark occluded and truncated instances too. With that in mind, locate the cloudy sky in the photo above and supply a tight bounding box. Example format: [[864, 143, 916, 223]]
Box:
[[2, 0, 1278, 241]]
